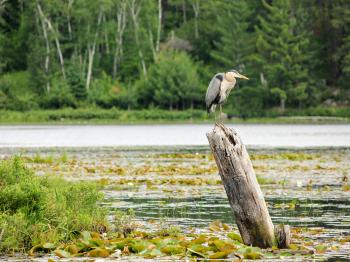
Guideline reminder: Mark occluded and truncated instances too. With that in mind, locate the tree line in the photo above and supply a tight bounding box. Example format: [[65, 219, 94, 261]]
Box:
[[0, 0, 349, 117]]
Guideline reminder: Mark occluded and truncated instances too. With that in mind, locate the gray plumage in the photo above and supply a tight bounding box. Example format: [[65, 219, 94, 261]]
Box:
[[205, 73, 224, 113]]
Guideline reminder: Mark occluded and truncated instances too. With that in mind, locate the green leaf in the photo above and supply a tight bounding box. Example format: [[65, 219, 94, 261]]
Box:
[[227, 232, 243, 243], [87, 247, 110, 257], [209, 249, 235, 259], [55, 249, 72, 258], [42, 243, 55, 250], [28, 245, 43, 256], [81, 231, 91, 241], [187, 247, 207, 258]]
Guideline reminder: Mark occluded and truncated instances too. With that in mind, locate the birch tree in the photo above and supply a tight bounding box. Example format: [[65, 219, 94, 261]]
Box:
[[36, 2, 66, 80], [86, 8, 103, 90], [129, 0, 147, 76], [67, 0, 74, 40], [36, 3, 51, 92], [112, 1, 127, 79], [191, 0, 200, 39], [156, 0, 162, 52]]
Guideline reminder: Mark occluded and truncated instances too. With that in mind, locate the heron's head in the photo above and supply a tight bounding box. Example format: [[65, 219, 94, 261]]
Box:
[[226, 69, 249, 82]]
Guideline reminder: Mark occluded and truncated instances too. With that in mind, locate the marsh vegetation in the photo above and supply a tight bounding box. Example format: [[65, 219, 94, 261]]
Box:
[[0, 147, 349, 260]]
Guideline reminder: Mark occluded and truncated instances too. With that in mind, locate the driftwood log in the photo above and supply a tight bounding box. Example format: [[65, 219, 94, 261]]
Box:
[[207, 124, 290, 248]]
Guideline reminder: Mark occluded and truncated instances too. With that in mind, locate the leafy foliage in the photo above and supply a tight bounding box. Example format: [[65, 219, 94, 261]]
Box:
[[0, 157, 107, 252], [136, 51, 201, 109]]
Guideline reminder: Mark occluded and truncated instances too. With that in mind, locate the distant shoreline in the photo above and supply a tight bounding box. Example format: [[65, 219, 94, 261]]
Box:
[[0, 108, 349, 125]]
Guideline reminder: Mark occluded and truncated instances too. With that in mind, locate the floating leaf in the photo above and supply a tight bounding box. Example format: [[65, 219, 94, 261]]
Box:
[[28, 245, 43, 256], [130, 240, 147, 253], [315, 245, 327, 254], [209, 249, 235, 259], [66, 244, 79, 255], [87, 247, 110, 257], [288, 243, 299, 250], [110, 239, 128, 250], [89, 237, 105, 247], [279, 251, 293, 257], [244, 251, 263, 259], [42, 243, 55, 250], [187, 247, 207, 258], [161, 245, 185, 255], [213, 239, 235, 252], [190, 235, 207, 245], [81, 231, 91, 241], [227, 232, 243, 243], [209, 220, 222, 231], [143, 248, 163, 258], [91, 232, 101, 238], [54, 249, 71, 258]]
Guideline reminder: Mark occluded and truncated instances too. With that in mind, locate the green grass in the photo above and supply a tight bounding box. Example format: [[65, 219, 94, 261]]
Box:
[[0, 107, 349, 124], [0, 157, 107, 253]]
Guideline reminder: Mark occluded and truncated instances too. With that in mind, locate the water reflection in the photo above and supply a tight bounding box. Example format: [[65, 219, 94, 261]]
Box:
[[104, 195, 350, 231]]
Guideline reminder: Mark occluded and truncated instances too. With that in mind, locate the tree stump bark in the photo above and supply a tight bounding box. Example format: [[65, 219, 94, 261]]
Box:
[[207, 124, 279, 248]]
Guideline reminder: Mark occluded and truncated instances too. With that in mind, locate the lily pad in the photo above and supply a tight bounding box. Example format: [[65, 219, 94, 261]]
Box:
[[187, 247, 207, 258], [209, 249, 236, 259], [227, 232, 243, 243], [87, 247, 110, 257], [54, 249, 71, 258]]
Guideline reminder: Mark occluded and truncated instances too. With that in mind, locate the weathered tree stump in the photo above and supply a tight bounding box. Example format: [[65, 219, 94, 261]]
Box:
[[207, 124, 290, 248]]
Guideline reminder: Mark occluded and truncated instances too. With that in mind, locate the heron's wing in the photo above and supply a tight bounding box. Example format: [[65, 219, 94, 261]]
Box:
[[205, 73, 223, 109]]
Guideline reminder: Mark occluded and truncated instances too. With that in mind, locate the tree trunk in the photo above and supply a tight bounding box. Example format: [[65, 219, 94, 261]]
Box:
[[103, 14, 110, 54], [191, 0, 199, 39], [86, 9, 103, 90], [130, 0, 147, 76], [207, 124, 286, 248], [281, 98, 285, 112], [182, 0, 187, 24], [36, 3, 51, 93], [37, 3, 66, 80], [113, 2, 126, 80], [156, 0, 162, 52], [67, 0, 74, 40], [148, 29, 156, 60]]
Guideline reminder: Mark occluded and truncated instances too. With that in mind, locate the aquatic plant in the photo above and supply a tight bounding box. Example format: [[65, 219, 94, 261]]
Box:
[[26, 219, 340, 260], [0, 157, 107, 253]]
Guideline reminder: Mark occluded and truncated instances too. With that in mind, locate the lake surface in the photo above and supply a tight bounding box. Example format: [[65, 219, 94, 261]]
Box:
[[0, 124, 350, 147]]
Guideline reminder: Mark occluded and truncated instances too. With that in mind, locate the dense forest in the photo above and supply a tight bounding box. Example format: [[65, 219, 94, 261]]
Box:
[[0, 0, 349, 117]]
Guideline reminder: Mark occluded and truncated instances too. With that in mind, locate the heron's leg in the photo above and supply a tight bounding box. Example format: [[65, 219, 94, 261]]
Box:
[[219, 104, 222, 122]]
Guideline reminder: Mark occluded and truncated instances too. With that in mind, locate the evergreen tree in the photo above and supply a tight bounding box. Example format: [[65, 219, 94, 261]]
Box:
[[210, 0, 252, 72], [67, 67, 87, 101], [253, 0, 310, 108]]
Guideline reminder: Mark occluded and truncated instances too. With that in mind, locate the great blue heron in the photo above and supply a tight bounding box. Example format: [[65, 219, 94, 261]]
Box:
[[205, 69, 249, 119]]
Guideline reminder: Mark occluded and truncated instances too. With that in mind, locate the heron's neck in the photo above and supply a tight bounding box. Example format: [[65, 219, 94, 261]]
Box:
[[224, 73, 235, 83]]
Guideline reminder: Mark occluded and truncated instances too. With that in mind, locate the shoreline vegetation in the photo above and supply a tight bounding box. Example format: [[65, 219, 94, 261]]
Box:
[[0, 107, 349, 125]]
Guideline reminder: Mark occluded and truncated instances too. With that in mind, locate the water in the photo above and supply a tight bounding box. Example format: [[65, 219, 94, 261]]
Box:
[[0, 124, 350, 147], [104, 195, 350, 233]]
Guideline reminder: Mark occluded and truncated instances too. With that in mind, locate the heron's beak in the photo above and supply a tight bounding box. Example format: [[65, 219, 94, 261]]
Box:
[[236, 73, 249, 80]]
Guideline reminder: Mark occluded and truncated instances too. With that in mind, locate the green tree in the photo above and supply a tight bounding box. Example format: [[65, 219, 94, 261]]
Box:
[[210, 0, 253, 72], [253, 0, 310, 107], [136, 51, 201, 110]]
